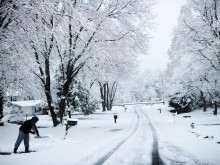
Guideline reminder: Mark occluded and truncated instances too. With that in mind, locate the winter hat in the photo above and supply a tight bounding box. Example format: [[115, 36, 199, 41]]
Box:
[[31, 116, 39, 123]]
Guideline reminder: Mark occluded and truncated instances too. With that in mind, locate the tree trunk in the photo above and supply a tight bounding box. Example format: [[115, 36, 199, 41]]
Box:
[[200, 91, 207, 112], [48, 103, 58, 127], [99, 83, 106, 112], [213, 101, 218, 115], [58, 79, 72, 123], [103, 83, 107, 110], [109, 82, 117, 110], [99, 82, 117, 112], [0, 89, 3, 119], [45, 57, 59, 126], [45, 90, 58, 127], [105, 83, 110, 111], [58, 61, 73, 123], [32, 34, 58, 126], [59, 99, 66, 124]]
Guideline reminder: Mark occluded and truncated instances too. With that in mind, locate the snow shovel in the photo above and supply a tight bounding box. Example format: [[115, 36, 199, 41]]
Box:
[[34, 134, 50, 138]]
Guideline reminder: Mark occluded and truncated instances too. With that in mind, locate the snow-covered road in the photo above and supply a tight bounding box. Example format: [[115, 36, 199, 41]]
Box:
[[94, 106, 157, 165], [76, 106, 157, 165]]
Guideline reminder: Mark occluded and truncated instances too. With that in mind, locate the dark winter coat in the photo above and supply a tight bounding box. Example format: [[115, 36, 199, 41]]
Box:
[[19, 120, 36, 134]]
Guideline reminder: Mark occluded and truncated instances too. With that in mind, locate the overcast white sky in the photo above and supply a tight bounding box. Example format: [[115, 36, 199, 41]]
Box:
[[138, 0, 187, 71]]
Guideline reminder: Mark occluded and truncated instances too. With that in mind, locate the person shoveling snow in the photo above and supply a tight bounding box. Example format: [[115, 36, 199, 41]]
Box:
[[13, 116, 39, 153]]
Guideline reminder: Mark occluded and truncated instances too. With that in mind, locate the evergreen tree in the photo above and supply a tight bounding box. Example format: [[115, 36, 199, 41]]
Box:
[[70, 79, 96, 115], [54, 67, 96, 117]]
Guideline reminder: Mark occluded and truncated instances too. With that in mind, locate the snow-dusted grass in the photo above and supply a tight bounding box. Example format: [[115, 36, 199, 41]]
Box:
[[0, 104, 220, 165]]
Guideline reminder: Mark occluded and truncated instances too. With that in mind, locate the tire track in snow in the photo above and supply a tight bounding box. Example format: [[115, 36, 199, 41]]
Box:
[[94, 108, 140, 165], [140, 108, 164, 165], [130, 106, 153, 165]]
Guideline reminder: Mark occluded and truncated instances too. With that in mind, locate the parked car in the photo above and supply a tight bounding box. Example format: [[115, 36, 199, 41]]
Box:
[[7, 114, 25, 124]]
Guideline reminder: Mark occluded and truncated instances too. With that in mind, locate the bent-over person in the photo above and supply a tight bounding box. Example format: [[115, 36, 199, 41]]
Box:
[[14, 116, 39, 153]]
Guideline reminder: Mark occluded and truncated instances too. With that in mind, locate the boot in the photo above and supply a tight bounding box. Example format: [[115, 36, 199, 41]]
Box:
[[25, 147, 29, 153], [13, 148, 18, 153]]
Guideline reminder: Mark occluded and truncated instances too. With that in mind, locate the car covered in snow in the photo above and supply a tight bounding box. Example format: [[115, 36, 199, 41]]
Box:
[[7, 114, 25, 124]]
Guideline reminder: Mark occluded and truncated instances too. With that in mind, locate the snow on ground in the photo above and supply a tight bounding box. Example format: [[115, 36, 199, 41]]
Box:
[[142, 104, 220, 165], [0, 104, 220, 165]]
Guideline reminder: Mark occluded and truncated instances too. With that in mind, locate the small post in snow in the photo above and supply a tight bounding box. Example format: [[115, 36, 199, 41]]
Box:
[[26, 112, 28, 121], [113, 113, 118, 124], [67, 110, 71, 118], [158, 108, 161, 114], [172, 111, 177, 123]]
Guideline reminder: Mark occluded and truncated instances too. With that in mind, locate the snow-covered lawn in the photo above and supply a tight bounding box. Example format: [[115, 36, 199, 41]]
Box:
[[0, 104, 220, 165], [142, 105, 220, 165]]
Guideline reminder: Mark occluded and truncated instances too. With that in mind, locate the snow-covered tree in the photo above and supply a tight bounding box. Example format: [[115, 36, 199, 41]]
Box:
[[54, 67, 96, 116], [55, 0, 155, 119], [0, 0, 15, 118], [2, 0, 155, 125], [11, 0, 62, 126], [165, 0, 220, 114], [0, 0, 42, 118]]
